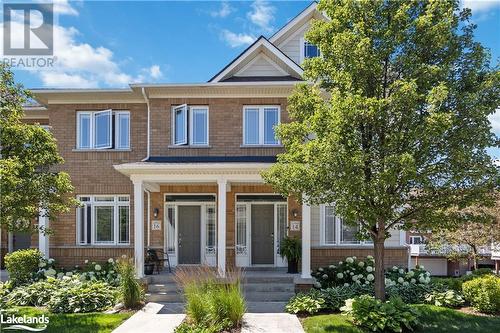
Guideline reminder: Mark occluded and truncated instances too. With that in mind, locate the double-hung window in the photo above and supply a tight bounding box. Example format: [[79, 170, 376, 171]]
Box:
[[77, 110, 130, 150], [243, 106, 280, 146], [172, 104, 209, 146], [300, 38, 321, 63], [321, 205, 371, 245], [77, 195, 130, 245]]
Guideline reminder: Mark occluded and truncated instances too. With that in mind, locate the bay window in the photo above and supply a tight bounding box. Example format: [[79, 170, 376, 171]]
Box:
[[77, 195, 130, 245], [243, 106, 280, 146], [77, 110, 130, 150], [172, 104, 209, 146]]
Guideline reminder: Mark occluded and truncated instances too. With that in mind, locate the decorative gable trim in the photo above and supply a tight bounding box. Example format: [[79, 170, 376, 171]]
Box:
[[208, 36, 303, 83], [269, 2, 319, 45]]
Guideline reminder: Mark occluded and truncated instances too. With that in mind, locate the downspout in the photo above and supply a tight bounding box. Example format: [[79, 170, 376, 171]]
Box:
[[141, 87, 151, 161]]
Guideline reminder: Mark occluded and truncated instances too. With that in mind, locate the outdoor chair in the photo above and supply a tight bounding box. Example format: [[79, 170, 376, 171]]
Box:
[[146, 249, 172, 274]]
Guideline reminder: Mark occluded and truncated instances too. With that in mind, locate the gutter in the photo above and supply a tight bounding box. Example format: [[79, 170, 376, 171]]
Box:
[[141, 87, 151, 161]]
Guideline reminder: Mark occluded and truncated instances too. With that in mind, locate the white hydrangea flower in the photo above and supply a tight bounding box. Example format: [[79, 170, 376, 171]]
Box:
[[48, 258, 55, 264], [346, 257, 354, 263], [65, 271, 73, 277], [366, 255, 374, 260], [355, 279, 361, 284], [407, 271, 414, 277], [398, 277, 404, 283], [425, 277, 431, 284], [329, 265, 335, 269], [352, 256, 357, 260], [385, 278, 391, 285], [108, 258, 114, 263], [365, 281, 369, 285], [419, 276, 426, 283], [39, 262, 46, 268], [344, 283, 350, 287], [322, 274, 328, 279], [420, 265, 425, 270], [350, 272, 354, 276], [366, 266, 373, 272], [367, 274, 375, 281], [318, 267, 324, 272], [358, 261, 365, 267], [392, 266, 398, 271], [337, 272, 344, 279], [84, 260, 89, 264], [338, 261, 343, 265], [352, 275, 358, 281], [95, 264, 101, 271], [398, 269, 404, 274], [426, 272, 431, 277], [44, 268, 56, 277], [62, 276, 70, 280], [314, 282, 322, 288], [411, 278, 416, 284], [403, 281, 409, 286]]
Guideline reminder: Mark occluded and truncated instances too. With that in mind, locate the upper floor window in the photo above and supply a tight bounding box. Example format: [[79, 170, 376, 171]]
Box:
[[243, 106, 280, 146], [172, 104, 209, 146], [77, 110, 130, 150], [321, 205, 372, 246], [409, 235, 423, 245], [300, 38, 320, 63], [77, 195, 130, 245]]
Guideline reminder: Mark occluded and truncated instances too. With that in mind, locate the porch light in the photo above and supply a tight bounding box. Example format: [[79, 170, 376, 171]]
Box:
[[153, 208, 159, 218], [292, 209, 299, 218]]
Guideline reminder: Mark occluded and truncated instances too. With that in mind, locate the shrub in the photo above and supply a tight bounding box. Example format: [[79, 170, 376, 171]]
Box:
[[341, 295, 420, 332], [116, 257, 143, 308], [386, 283, 434, 304], [8, 277, 60, 307], [7, 276, 118, 313], [472, 268, 493, 276], [175, 267, 246, 331], [5, 249, 43, 286], [430, 277, 463, 292], [424, 290, 464, 308], [285, 290, 325, 314], [462, 275, 500, 313], [312, 257, 431, 289], [321, 284, 373, 311]]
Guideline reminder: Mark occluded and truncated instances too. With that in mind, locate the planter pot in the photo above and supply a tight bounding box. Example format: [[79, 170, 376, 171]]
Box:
[[144, 263, 155, 275], [287, 259, 299, 274]]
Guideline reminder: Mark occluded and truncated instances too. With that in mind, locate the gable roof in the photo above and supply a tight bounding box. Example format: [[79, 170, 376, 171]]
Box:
[[208, 36, 303, 83]]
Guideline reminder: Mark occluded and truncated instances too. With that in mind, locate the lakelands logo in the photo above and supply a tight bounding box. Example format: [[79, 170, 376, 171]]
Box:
[[2, 2, 55, 69], [0, 310, 49, 331]]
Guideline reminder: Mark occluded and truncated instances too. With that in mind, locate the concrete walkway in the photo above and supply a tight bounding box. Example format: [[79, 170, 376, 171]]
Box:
[[113, 302, 304, 333], [242, 313, 304, 333], [112, 303, 185, 333]]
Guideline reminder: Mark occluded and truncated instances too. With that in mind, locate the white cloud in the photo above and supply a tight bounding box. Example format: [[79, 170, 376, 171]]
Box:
[[461, 0, 500, 13], [148, 65, 162, 79], [220, 29, 255, 48], [211, 2, 234, 18], [247, 0, 275, 33], [2, 2, 165, 88], [489, 109, 500, 135]]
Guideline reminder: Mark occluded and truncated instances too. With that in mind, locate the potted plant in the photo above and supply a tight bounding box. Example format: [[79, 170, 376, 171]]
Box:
[[280, 236, 301, 274], [144, 251, 155, 275]]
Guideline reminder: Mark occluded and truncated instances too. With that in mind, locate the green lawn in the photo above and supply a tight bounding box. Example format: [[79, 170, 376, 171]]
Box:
[[0, 307, 133, 333], [302, 305, 500, 333]]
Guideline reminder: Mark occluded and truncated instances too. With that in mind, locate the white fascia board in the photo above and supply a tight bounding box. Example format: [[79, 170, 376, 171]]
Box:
[[209, 38, 303, 83], [269, 2, 318, 44]]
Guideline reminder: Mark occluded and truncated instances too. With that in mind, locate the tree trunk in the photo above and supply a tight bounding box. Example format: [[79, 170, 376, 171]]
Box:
[[373, 236, 386, 301], [471, 246, 478, 271]]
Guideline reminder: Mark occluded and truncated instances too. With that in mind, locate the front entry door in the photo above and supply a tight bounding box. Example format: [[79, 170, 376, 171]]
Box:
[[178, 206, 201, 264], [251, 204, 274, 265]]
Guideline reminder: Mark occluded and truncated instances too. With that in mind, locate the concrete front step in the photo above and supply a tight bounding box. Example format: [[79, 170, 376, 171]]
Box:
[[243, 291, 295, 302], [245, 301, 287, 313], [148, 283, 183, 293], [242, 276, 294, 284], [146, 292, 185, 303], [242, 283, 295, 292]]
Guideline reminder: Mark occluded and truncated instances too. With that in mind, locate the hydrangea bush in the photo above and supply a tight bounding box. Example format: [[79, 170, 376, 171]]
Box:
[[34, 257, 121, 287], [312, 256, 431, 289]]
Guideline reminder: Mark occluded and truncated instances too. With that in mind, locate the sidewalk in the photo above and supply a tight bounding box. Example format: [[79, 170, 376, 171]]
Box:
[[113, 302, 305, 333]]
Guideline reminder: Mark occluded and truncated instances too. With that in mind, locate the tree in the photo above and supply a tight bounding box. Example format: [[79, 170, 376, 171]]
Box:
[[263, 0, 500, 300], [427, 197, 500, 270], [0, 64, 77, 233]]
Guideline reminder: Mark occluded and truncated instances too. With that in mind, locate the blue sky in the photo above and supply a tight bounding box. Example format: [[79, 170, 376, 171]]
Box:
[[3, 0, 500, 157]]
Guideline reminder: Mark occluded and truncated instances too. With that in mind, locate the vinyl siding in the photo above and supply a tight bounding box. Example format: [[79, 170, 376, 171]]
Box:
[[276, 23, 310, 65], [236, 55, 284, 77]]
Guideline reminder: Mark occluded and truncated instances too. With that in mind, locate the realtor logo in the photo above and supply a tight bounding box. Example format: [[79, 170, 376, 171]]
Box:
[[3, 3, 54, 56]]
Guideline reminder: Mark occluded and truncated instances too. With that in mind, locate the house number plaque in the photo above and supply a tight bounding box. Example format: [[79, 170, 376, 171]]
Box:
[[151, 220, 161, 231], [290, 220, 301, 231]]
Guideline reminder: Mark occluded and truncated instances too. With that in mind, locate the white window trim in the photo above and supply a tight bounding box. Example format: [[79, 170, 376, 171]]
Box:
[[76, 110, 130, 150], [299, 37, 321, 63], [320, 204, 372, 246], [76, 195, 130, 246], [242, 105, 281, 146], [93, 109, 113, 149], [172, 105, 209, 146], [115, 111, 130, 150], [409, 235, 423, 245]]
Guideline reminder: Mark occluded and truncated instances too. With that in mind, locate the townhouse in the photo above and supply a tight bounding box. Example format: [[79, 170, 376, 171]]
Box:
[[2, 2, 409, 279]]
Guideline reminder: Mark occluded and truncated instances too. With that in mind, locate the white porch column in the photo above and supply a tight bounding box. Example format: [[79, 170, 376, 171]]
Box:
[[217, 179, 227, 277], [133, 180, 145, 278], [301, 198, 312, 278], [38, 208, 49, 258]]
